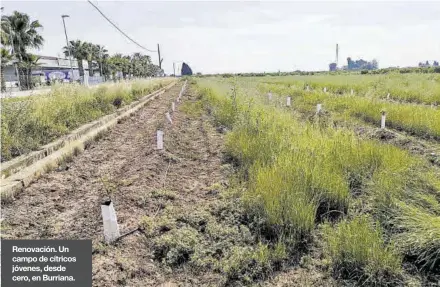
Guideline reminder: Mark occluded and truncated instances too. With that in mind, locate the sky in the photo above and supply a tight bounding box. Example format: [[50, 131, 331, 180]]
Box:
[[2, 1, 440, 74]]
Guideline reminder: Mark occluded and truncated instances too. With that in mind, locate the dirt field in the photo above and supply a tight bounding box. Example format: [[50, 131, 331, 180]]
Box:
[[1, 83, 234, 286]]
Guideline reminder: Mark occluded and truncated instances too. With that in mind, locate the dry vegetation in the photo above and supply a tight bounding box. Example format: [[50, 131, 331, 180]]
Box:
[[1, 78, 173, 161]]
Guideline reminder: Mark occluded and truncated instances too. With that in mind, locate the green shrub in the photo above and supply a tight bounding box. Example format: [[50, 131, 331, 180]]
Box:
[[323, 216, 402, 284]]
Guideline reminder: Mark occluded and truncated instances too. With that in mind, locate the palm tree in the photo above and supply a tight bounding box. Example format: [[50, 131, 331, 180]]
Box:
[[1, 11, 44, 89], [83, 42, 95, 77], [122, 55, 131, 79], [107, 54, 132, 80], [107, 56, 117, 81], [130, 53, 152, 78], [142, 55, 152, 76], [20, 53, 41, 89], [0, 21, 9, 46], [94, 44, 108, 77], [1, 48, 13, 92], [64, 40, 86, 77], [101, 53, 111, 79]]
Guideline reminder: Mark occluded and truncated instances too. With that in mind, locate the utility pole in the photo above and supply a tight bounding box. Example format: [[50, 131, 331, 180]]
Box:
[[157, 43, 163, 70], [61, 15, 74, 81], [173, 62, 175, 77]]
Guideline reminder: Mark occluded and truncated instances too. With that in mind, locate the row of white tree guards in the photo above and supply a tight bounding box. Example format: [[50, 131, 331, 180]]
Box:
[[267, 87, 391, 129], [157, 80, 187, 150], [102, 80, 188, 244]]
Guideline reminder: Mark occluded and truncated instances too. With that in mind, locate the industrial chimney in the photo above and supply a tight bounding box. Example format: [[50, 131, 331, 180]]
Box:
[[336, 43, 339, 66]]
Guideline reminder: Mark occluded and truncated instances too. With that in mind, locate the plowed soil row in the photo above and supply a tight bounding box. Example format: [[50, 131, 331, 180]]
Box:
[[1, 83, 230, 286]]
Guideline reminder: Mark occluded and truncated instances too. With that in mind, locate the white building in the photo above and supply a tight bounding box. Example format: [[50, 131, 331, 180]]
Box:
[[3, 55, 92, 88]]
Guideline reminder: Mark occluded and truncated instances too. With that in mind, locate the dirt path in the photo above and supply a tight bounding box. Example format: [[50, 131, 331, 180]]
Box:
[[1, 83, 230, 286]]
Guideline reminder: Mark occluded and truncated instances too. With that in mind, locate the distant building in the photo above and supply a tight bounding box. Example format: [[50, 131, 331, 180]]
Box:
[[344, 57, 378, 71], [328, 44, 339, 71], [181, 62, 193, 76], [329, 63, 337, 71], [3, 55, 90, 87], [418, 60, 439, 67]]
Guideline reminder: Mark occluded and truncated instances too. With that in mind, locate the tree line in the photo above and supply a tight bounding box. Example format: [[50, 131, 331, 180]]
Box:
[[63, 40, 163, 80], [1, 10, 162, 91], [418, 60, 439, 67]]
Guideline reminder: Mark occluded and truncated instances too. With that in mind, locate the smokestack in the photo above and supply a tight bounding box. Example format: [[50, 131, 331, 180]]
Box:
[[336, 44, 339, 66]]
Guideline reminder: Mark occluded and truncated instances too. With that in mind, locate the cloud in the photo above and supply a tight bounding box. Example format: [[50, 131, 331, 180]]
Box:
[[3, 1, 439, 74]]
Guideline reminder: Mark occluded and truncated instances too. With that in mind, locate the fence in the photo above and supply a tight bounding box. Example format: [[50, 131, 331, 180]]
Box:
[[85, 76, 105, 86], [1, 74, 107, 94]]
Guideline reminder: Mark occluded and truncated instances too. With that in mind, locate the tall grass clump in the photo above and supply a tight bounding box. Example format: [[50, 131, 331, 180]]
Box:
[[390, 202, 440, 272], [327, 96, 440, 139], [259, 82, 440, 140], [196, 78, 440, 284], [259, 73, 440, 104], [198, 86, 240, 129], [1, 79, 172, 161], [323, 216, 402, 284]]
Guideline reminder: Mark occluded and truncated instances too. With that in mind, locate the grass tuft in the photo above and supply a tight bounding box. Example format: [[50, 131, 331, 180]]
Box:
[[322, 216, 402, 284]]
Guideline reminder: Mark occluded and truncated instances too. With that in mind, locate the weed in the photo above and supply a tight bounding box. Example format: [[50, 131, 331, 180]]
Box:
[[151, 189, 177, 200], [322, 216, 402, 284], [180, 100, 203, 117], [1, 79, 173, 161], [140, 215, 176, 236], [93, 129, 108, 142], [43, 162, 55, 173], [152, 226, 201, 266], [100, 175, 118, 198], [390, 202, 440, 272], [72, 146, 82, 157], [220, 243, 286, 284], [195, 77, 440, 285]]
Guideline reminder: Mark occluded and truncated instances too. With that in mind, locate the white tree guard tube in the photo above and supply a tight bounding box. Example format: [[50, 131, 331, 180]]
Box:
[[351, 89, 354, 95], [178, 80, 187, 100], [317, 104, 322, 113], [172, 102, 175, 112], [166, 112, 173, 124], [387, 93, 390, 99], [286, 96, 291, 107], [157, 130, 164, 150], [101, 200, 120, 243], [381, 112, 386, 129], [323, 87, 327, 93]]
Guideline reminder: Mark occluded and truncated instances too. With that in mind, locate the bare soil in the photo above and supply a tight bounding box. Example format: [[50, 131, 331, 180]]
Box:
[[0, 83, 231, 286], [1, 83, 343, 287]]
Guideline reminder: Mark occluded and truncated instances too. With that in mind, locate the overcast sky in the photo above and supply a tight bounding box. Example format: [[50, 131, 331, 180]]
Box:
[[2, 1, 440, 74]]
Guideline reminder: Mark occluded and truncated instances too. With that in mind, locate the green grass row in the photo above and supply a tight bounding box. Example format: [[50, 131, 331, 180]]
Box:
[[1, 78, 174, 161], [195, 78, 440, 285], [259, 82, 440, 140], [259, 73, 440, 105]]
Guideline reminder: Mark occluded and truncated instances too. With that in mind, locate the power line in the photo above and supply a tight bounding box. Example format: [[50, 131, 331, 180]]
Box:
[[87, 0, 156, 53]]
